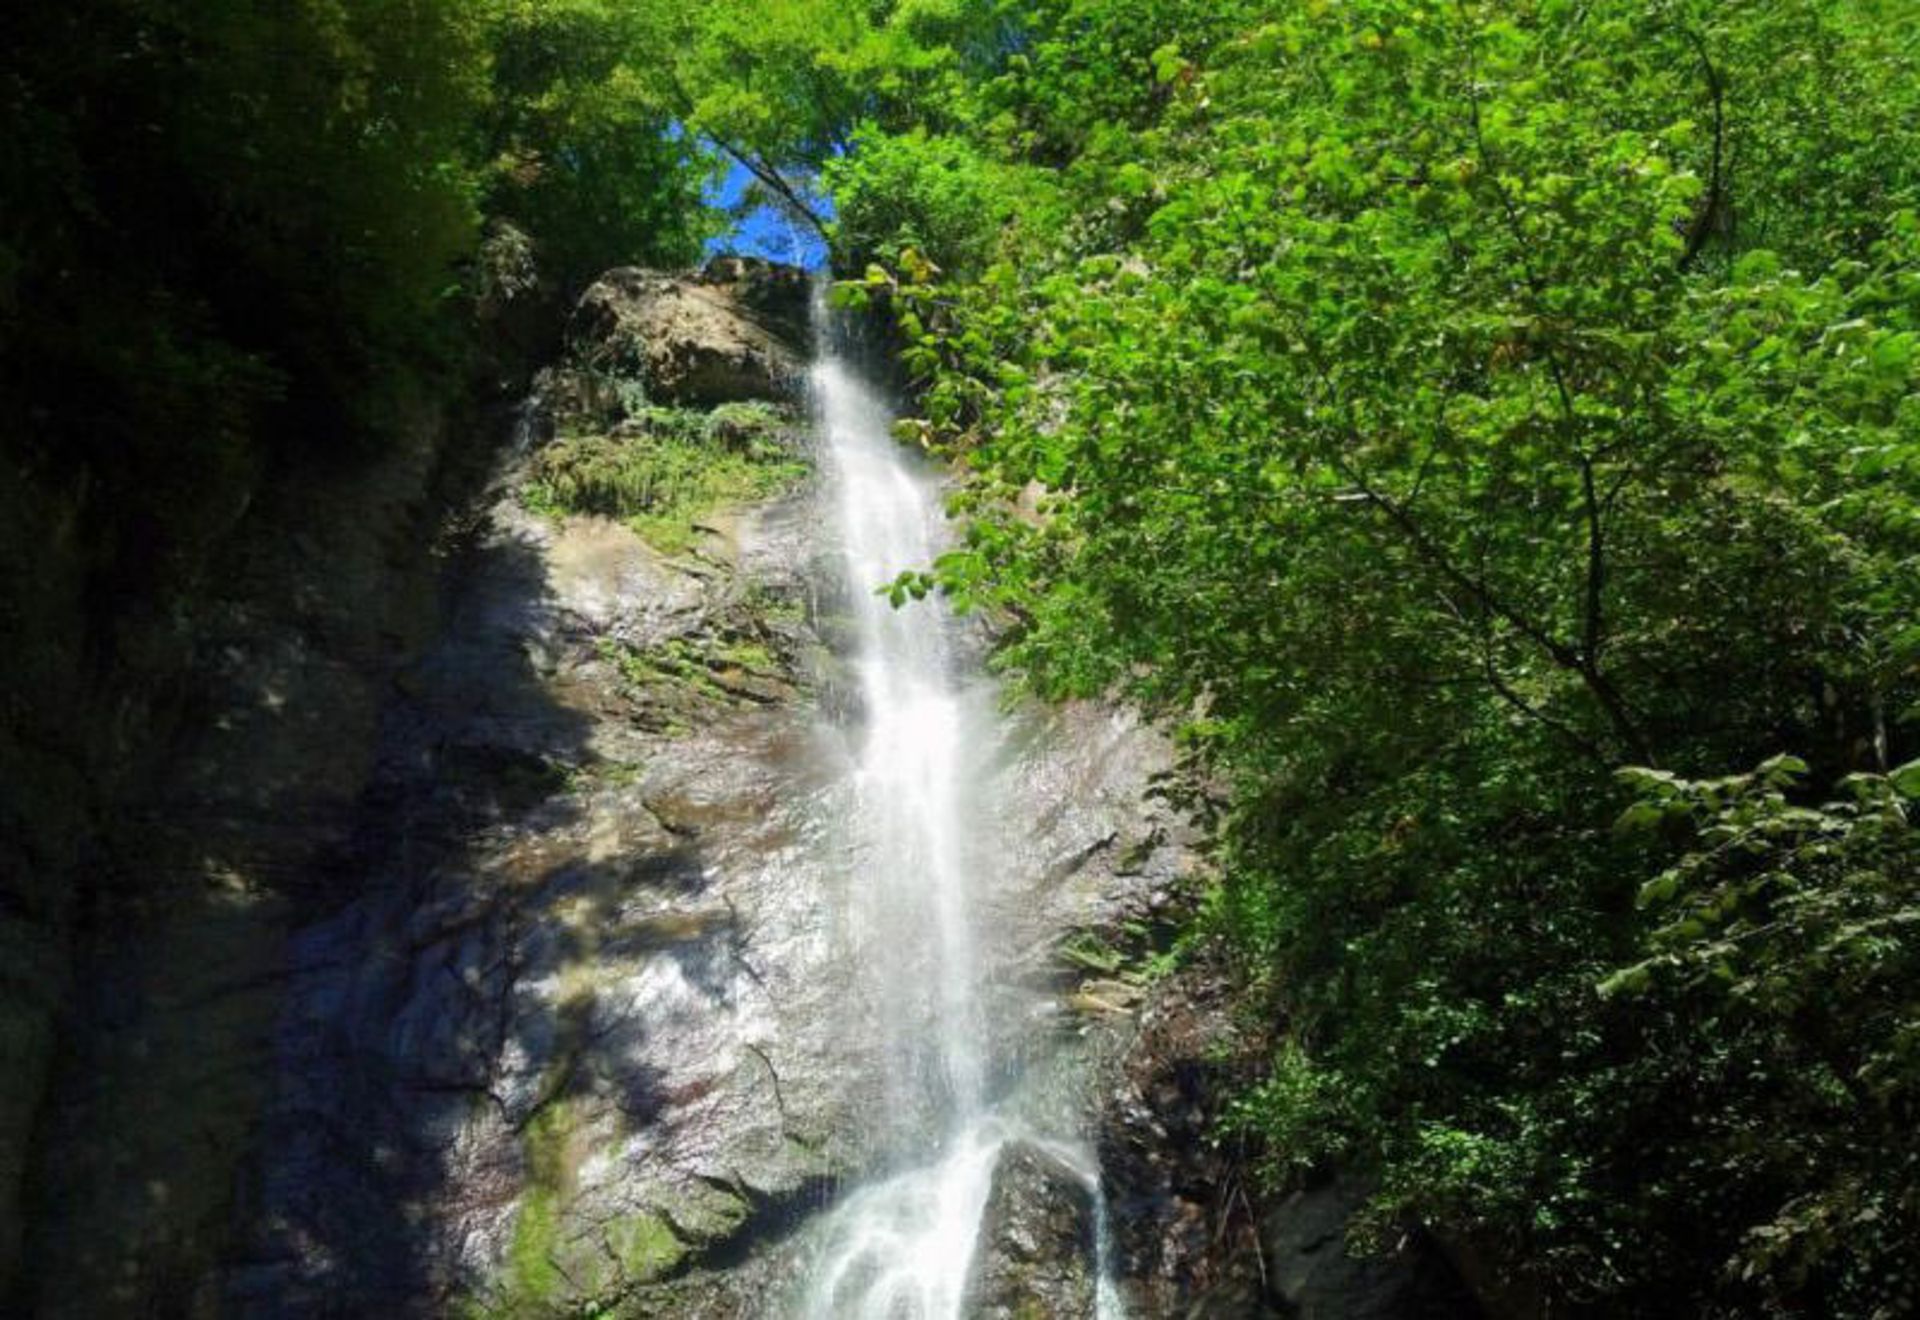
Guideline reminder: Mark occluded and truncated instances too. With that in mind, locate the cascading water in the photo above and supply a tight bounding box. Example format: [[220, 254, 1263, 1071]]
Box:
[[797, 301, 1124, 1319]]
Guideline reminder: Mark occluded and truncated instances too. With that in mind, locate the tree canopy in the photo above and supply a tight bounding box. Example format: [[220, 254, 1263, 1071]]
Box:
[[838, 1, 1920, 1313]]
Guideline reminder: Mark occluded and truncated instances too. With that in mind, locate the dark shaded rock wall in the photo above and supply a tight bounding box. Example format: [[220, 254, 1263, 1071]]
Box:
[[964, 1142, 1098, 1318], [1, 273, 567, 1313], [1090, 960, 1487, 1320], [22, 393, 488, 1317]]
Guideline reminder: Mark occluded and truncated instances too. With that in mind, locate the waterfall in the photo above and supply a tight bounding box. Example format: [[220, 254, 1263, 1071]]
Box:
[[814, 349, 986, 1121], [797, 303, 1125, 1319]]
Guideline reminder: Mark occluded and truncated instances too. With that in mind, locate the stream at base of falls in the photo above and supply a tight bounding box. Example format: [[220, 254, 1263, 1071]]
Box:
[[794, 335, 1125, 1319]]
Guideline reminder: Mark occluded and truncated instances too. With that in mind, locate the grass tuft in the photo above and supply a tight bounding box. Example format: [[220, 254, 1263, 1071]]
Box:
[[523, 404, 805, 553]]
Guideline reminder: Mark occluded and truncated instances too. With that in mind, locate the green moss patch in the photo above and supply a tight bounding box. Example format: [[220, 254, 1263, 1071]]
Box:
[[595, 630, 796, 735], [523, 403, 806, 553], [606, 1210, 687, 1281], [497, 1099, 584, 1312]]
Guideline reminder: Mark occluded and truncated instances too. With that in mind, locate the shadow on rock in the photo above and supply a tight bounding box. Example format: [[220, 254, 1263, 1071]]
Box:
[[220, 452, 863, 1316], [1096, 965, 1484, 1320], [219, 520, 609, 1316]]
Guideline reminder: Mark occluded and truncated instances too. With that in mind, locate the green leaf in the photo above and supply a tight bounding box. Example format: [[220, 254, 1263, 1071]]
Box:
[[1615, 800, 1667, 834], [1757, 754, 1811, 787]]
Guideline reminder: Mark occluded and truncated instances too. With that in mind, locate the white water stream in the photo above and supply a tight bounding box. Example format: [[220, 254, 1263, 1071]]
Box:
[[796, 320, 1123, 1319]]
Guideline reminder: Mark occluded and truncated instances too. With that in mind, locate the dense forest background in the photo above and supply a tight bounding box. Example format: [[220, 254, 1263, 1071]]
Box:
[[4, 2, 1918, 1316]]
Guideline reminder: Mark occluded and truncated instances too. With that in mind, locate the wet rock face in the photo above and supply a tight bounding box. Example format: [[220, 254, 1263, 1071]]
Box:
[[206, 399, 1186, 1315], [1095, 967, 1257, 1315], [219, 473, 855, 1316], [964, 1143, 1098, 1319], [1091, 966, 1486, 1320], [568, 263, 806, 407]]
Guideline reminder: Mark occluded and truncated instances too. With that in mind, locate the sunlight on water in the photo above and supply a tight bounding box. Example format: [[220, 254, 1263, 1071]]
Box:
[[798, 310, 1127, 1320]]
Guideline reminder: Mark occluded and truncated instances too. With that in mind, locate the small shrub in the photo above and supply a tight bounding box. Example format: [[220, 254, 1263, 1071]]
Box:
[[523, 405, 805, 551]]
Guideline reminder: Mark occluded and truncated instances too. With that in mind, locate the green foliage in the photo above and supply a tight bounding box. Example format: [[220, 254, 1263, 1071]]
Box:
[[598, 635, 728, 702], [1599, 758, 1920, 1312], [524, 405, 805, 553], [597, 0, 991, 241], [1056, 931, 1125, 975], [667, 1, 881, 164], [481, 0, 716, 289], [1, 0, 491, 595], [825, 127, 1046, 275], [837, 0, 1920, 1312]]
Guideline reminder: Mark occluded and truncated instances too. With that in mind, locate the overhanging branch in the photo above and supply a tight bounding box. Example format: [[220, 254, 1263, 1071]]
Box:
[[713, 139, 831, 238]]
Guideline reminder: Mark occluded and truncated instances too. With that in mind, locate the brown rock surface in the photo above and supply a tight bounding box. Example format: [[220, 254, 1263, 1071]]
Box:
[[567, 265, 806, 407]]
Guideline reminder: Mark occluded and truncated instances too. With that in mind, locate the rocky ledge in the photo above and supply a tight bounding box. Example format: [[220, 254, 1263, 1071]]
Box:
[[566, 258, 812, 408]]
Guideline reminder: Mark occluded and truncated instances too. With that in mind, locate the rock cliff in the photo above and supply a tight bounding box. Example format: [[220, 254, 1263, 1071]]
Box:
[[10, 256, 1202, 1318], [8, 258, 823, 1315], [9, 252, 1482, 1320]]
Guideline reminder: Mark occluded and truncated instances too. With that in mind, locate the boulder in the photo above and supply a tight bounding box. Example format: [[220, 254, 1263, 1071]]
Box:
[[1262, 1177, 1482, 1320], [964, 1141, 1099, 1318], [567, 265, 806, 407], [696, 255, 813, 345]]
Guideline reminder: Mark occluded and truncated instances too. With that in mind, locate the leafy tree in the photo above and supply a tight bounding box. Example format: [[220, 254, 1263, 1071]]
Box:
[[481, 0, 715, 290], [825, 125, 1057, 275], [843, 0, 1920, 1311], [2, 0, 495, 608], [1602, 755, 1920, 1315]]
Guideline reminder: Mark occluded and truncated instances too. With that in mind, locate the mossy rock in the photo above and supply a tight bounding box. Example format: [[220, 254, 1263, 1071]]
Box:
[[607, 1211, 687, 1282], [596, 628, 800, 732], [662, 1181, 750, 1245], [522, 408, 806, 555], [701, 401, 787, 450], [485, 1089, 758, 1316]]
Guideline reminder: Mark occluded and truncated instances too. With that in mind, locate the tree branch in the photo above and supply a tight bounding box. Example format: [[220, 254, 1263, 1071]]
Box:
[[1339, 459, 1576, 667], [1438, 591, 1612, 766], [1453, 28, 1654, 763], [1333, 450, 1653, 763], [660, 66, 831, 239], [713, 138, 831, 238], [1580, 452, 1606, 667], [1678, 27, 1728, 272]]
